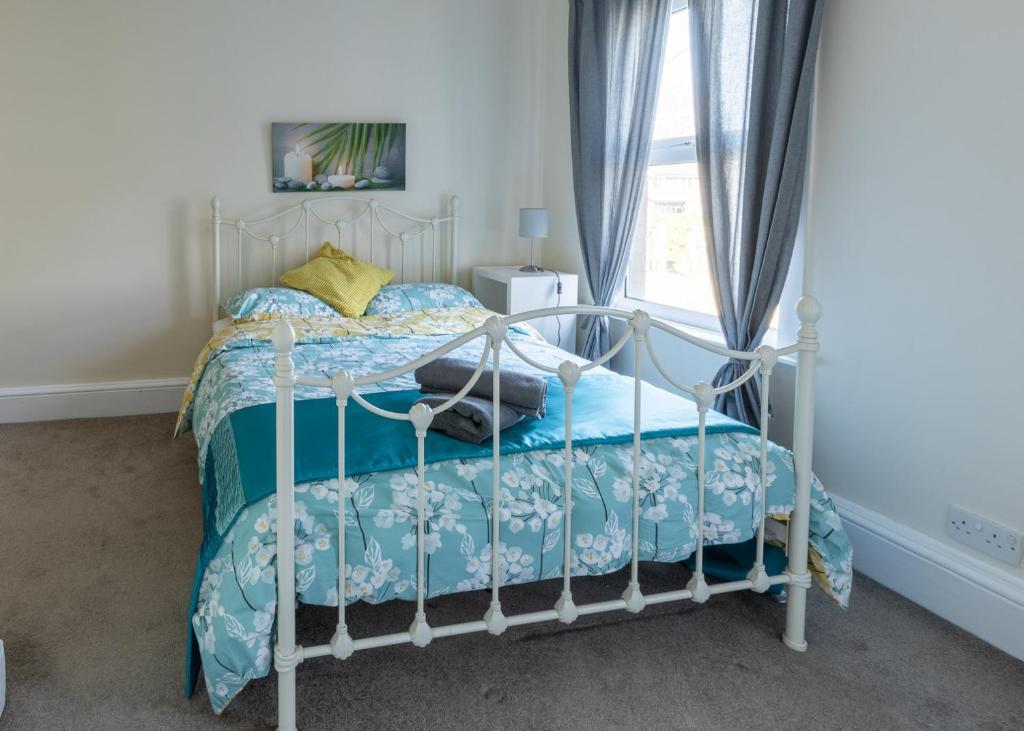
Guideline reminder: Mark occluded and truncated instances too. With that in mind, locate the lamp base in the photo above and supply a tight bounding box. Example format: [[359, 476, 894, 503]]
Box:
[[518, 265, 543, 273]]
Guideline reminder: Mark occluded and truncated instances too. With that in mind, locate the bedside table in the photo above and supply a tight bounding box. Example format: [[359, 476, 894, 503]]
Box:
[[472, 266, 579, 352]]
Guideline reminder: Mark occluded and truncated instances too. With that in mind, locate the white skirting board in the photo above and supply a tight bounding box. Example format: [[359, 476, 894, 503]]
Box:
[[0, 378, 187, 423], [832, 495, 1024, 661]]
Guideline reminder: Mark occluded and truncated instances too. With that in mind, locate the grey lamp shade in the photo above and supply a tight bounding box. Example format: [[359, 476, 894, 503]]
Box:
[[518, 208, 549, 239]]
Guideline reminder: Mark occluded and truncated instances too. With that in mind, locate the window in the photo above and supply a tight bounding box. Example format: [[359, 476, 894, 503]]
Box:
[[625, 2, 719, 330]]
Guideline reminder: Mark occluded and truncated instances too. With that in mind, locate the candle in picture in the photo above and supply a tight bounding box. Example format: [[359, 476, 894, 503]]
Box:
[[327, 173, 356, 189], [283, 145, 312, 183]]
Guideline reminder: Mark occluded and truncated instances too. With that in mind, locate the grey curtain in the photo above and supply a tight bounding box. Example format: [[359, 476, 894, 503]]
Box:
[[569, 0, 671, 360], [690, 0, 823, 426]]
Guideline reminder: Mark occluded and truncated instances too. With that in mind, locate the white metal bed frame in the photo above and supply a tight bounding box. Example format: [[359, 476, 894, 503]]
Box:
[[208, 195, 820, 730]]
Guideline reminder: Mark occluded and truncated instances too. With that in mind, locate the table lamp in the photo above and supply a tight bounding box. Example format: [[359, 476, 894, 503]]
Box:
[[518, 208, 548, 273]]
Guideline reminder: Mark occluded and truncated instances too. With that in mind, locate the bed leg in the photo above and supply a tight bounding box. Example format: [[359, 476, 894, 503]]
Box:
[[782, 296, 819, 652], [277, 666, 297, 731]]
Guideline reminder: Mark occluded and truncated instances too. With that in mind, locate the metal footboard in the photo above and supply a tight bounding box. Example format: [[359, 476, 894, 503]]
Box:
[[269, 299, 820, 731]]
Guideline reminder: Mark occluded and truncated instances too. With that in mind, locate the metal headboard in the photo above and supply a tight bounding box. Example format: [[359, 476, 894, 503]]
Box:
[[210, 194, 461, 326]]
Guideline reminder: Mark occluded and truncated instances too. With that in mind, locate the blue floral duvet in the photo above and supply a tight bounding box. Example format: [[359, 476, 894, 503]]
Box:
[[176, 305, 852, 713]]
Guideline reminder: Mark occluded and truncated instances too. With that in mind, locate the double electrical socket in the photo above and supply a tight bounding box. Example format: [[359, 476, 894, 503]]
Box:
[[946, 505, 1022, 566]]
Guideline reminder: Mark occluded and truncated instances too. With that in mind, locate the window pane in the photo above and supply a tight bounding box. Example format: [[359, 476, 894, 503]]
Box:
[[650, 8, 695, 142], [626, 162, 717, 317], [627, 7, 718, 320]]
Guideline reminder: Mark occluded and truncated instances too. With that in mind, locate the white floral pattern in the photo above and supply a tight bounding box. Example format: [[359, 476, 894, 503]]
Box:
[[364, 283, 482, 316], [224, 287, 338, 322]]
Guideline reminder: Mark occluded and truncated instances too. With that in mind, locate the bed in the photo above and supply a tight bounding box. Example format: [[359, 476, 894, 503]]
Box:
[[178, 194, 851, 727]]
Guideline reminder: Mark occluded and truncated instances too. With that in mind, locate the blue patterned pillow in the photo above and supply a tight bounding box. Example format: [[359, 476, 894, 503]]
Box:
[[224, 287, 338, 322], [364, 283, 482, 316]]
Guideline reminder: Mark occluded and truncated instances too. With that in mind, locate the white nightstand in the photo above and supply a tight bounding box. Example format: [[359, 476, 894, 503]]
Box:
[[472, 266, 579, 352]]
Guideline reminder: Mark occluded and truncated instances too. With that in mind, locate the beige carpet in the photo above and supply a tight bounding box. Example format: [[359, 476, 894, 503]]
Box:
[[0, 413, 1021, 730]]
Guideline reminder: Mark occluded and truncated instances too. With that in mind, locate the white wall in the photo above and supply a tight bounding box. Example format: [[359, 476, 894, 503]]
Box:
[[0, 0, 544, 388], [807, 0, 1024, 575], [540, 0, 1024, 589]]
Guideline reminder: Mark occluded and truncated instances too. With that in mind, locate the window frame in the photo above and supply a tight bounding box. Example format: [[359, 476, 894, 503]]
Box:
[[649, 135, 696, 167]]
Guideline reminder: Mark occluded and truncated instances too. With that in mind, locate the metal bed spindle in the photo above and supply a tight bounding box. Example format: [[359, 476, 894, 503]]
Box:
[[686, 383, 712, 603], [236, 220, 244, 293], [400, 233, 408, 284], [554, 360, 581, 623], [484, 321, 508, 634], [211, 196, 221, 326], [408, 400, 434, 646], [449, 196, 460, 285], [329, 373, 355, 660], [430, 219, 439, 283], [369, 203, 375, 266], [303, 202, 310, 262], [622, 312, 649, 612], [747, 345, 777, 592], [270, 235, 279, 282]]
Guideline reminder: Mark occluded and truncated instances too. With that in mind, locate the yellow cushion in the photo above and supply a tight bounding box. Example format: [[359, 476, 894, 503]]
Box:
[[279, 243, 394, 317]]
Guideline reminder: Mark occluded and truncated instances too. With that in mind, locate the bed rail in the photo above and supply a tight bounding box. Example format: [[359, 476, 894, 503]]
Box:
[[269, 299, 819, 730]]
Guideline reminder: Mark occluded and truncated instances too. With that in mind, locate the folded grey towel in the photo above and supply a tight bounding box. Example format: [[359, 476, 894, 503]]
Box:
[[415, 393, 524, 444], [415, 357, 548, 419]]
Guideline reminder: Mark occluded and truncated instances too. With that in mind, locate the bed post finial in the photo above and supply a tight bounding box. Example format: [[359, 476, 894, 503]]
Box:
[[272, 319, 296, 358], [783, 295, 820, 652], [796, 295, 821, 339]]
